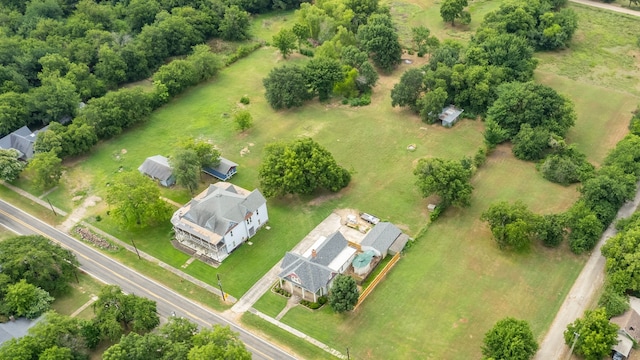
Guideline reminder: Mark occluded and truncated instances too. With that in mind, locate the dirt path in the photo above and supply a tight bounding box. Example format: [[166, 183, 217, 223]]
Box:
[[534, 181, 640, 359], [569, 0, 640, 16], [57, 196, 101, 233]]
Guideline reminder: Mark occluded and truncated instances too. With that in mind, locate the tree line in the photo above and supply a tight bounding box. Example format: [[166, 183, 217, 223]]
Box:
[[263, 0, 400, 109], [482, 111, 640, 254], [0, 0, 272, 190]]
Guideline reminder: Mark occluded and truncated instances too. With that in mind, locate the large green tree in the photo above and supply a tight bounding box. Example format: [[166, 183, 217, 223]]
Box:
[[263, 65, 311, 110], [390, 68, 425, 112], [177, 138, 221, 169], [0, 235, 78, 296], [356, 14, 402, 73], [414, 157, 473, 207], [272, 28, 297, 59], [486, 82, 575, 139], [564, 308, 618, 360], [92, 285, 160, 342], [304, 57, 344, 101], [329, 274, 359, 313], [26, 151, 62, 192], [482, 317, 538, 360], [481, 201, 534, 250], [566, 201, 603, 255], [259, 137, 351, 197], [219, 6, 250, 41], [440, 0, 470, 26], [4, 279, 54, 319], [411, 26, 439, 57], [170, 148, 200, 194], [188, 326, 251, 360], [0, 149, 24, 182], [602, 225, 640, 293], [105, 171, 171, 228]]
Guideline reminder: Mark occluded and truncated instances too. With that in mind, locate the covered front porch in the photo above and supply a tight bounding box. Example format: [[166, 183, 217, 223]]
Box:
[[279, 278, 326, 303], [174, 228, 229, 262]]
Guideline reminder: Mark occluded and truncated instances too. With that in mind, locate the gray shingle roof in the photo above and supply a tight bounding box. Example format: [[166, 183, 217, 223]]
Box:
[[0, 317, 42, 345], [214, 157, 238, 174], [279, 253, 334, 294], [313, 232, 347, 266], [177, 184, 265, 236], [361, 222, 402, 254], [138, 155, 173, 181], [0, 126, 43, 160], [278, 231, 351, 293]]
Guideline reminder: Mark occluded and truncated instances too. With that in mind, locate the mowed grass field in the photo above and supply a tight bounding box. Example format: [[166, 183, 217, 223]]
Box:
[[9, 1, 640, 359]]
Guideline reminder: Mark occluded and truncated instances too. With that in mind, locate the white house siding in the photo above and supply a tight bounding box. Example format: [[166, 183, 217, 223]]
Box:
[[222, 203, 269, 254]]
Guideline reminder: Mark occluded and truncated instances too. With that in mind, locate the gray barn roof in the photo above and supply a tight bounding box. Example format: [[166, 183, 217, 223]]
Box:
[[214, 157, 238, 174], [138, 155, 173, 181], [361, 222, 402, 254]]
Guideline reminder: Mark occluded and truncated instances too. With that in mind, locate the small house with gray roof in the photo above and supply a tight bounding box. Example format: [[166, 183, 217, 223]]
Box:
[[171, 182, 268, 263], [203, 157, 238, 181], [361, 222, 409, 258], [0, 126, 47, 160], [278, 231, 357, 302], [138, 155, 175, 187], [439, 105, 463, 128]]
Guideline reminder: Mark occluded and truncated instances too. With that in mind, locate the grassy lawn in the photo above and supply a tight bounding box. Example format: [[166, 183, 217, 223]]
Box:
[[51, 272, 104, 317], [279, 145, 584, 359], [0, 226, 15, 241], [537, 4, 640, 97], [253, 290, 290, 318], [0, 184, 64, 226], [536, 71, 638, 166], [534, 4, 640, 166], [389, 0, 502, 46], [11, 1, 639, 358], [241, 313, 338, 360]]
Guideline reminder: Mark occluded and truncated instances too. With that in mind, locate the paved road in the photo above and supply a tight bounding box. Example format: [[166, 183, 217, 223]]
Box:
[[570, 0, 640, 16], [0, 199, 296, 360], [534, 182, 640, 359]]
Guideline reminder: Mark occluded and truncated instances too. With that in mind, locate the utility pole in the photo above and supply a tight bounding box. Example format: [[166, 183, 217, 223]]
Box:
[[566, 332, 580, 360], [46, 198, 57, 216], [130, 238, 141, 259], [217, 274, 226, 301]]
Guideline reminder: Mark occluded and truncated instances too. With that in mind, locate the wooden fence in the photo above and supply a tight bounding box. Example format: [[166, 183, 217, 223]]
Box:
[[354, 252, 401, 310]]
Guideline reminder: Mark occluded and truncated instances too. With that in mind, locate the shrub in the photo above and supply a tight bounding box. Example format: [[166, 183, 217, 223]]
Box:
[[300, 299, 323, 309], [473, 147, 487, 168], [273, 285, 291, 297], [349, 93, 371, 107], [299, 48, 314, 57], [225, 43, 262, 66], [240, 95, 250, 105], [429, 206, 443, 222], [598, 285, 629, 318]]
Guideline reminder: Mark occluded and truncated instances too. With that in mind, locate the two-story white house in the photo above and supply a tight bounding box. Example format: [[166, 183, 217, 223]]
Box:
[[170, 182, 268, 263]]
